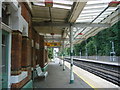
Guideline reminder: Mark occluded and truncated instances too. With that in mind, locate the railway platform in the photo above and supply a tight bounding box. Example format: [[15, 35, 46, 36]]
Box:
[[73, 58, 120, 66], [65, 60, 119, 88], [33, 58, 119, 88], [33, 58, 91, 88], [1, 1, 120, 89]]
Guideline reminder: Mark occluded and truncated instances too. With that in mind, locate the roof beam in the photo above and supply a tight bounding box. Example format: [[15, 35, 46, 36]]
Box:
[[45, 38, 85, 41], [73, 23, 111, 27], [32, 17, 65, 22], [68, 2, 87, 23], [33, 22, 111, 28], [33, 22, 70, 27], [33, 2, 72, 7]]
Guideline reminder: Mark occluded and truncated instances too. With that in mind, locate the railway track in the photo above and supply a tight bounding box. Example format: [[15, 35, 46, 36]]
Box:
[[65, 58, 120, 86]]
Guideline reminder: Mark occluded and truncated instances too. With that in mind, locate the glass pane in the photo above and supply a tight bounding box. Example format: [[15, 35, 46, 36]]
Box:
[[86, 3, 108, 7], [76, 0, 115, 23], [83, 7, 106, 12], [34, 2, 45, 6], [106, 7, 118, 11], [81, 10, 104, 14], [33, 0, 73, 9], [84, 5, 108, 10], [87, 0, 112, 4], [53, 0, 73, 5], [76, 19, 93, 22], [53, 4, 71, 9]]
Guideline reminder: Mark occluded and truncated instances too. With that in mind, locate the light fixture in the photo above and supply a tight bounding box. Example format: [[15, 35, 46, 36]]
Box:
[[51, 33, 54, 35]]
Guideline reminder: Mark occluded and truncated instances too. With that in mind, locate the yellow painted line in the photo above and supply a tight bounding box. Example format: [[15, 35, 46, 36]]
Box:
[[65, 61, 97, 90], [73, 71, 96, 89]]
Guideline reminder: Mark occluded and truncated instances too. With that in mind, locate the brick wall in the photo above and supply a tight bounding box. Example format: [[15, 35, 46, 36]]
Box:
[[11, 2, 49, 88], [11, 3, 32, 88], [11, 31, 22, 75]]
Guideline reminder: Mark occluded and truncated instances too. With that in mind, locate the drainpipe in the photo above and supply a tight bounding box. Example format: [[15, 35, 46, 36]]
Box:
[[70, 25, 74, 84]]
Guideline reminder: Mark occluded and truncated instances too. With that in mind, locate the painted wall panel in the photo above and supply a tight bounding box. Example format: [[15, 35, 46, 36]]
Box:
[[0, 30, 2, 89], [8, 33, 11, 88]]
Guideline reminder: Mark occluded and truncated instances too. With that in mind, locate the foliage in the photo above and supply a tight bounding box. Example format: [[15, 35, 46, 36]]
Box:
[[65, 21, 120, 56], [47, 48, 53, 59]]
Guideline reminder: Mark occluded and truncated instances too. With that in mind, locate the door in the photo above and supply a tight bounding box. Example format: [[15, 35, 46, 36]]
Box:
[[2, 30, 9, 88]]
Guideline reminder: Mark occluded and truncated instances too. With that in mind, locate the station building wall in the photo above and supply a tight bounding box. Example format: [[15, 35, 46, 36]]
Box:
[[1, 2, 49, 88]]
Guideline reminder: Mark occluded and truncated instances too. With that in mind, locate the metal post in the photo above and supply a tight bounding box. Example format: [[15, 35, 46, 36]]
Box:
[[63, 41, 65, 71], [53, 49, 55, 62], [111, 41, 116, 61], [95, 45, 98, 60], [70, 25, 74, 84], [112, 41, 115, 53], [85, 40, 88, 59], [79, 50, 81, 58], [59, 48, 62, 66]]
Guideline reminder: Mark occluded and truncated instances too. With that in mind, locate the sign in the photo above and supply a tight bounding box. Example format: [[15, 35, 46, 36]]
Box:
[[45, 42, 61, 47], [45, 0, 53, 7], [78, 33, 83, 35], [109, 1, 120, 7]]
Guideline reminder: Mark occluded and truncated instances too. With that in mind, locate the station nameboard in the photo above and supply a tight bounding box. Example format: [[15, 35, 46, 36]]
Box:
[[45, 42, 61, 47]]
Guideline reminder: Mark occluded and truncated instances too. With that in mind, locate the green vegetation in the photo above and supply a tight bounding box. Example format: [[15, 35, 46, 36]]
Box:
[[65, 21, 120, 56], [47, 48, 53, 59]]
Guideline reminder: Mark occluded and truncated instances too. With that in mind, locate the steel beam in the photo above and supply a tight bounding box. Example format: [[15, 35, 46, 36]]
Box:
[[73, 23, 111, 27], [33, 22, 70, 27], [68, 2, 87, 23], [45, 38, 85, 41], [33, 22, 110, 28]]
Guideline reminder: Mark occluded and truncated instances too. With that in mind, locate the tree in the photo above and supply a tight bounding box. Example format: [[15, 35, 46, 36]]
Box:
[[47, 48, 53, 59], [66, 21, 120, 56]]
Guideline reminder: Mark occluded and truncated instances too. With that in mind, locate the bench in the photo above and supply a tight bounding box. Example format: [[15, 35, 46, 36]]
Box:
[[35, 65, 48, 79]]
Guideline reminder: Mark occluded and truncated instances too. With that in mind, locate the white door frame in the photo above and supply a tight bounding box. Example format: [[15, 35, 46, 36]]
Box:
[[1, 23, 12, 88]]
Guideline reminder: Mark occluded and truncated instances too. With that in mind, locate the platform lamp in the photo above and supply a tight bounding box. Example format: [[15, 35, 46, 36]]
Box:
[[77, 33, 83, 58], [108, 0, 120, 7], [45, 0, 53, 7], [50, 33, 55, 46]]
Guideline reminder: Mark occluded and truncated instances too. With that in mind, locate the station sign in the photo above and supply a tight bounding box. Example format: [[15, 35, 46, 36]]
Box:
[[45, 0, 53, 7], [45, 42, 61, 47]]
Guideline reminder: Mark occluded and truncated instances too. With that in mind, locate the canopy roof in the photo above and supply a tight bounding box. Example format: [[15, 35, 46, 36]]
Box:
[[31, 0, 120, 47]]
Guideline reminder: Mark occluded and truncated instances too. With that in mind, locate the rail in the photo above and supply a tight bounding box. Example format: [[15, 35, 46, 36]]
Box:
[[65, 57, 120, 86]]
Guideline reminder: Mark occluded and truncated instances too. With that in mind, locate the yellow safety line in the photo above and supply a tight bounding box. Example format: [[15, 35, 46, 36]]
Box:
[[65, 61, 97, 90], [73, 71, 96, 89]]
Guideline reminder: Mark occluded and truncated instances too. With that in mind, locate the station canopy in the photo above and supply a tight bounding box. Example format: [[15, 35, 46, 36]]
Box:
[[31, 0, 120, 47]]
